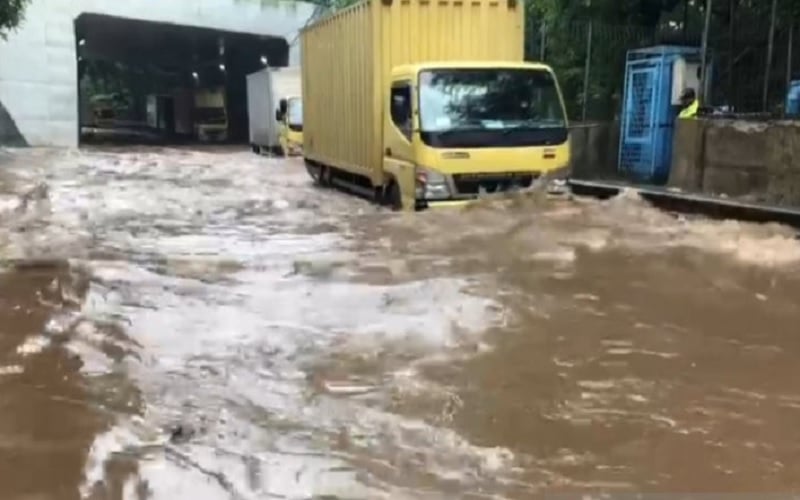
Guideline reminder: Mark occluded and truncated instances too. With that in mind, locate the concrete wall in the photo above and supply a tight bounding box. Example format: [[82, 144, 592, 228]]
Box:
[[569, 121, 620, 180], [669, 119, 800, 207], [0, 0, 315, 147]]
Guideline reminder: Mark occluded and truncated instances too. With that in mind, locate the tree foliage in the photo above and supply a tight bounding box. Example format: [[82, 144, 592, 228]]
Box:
[[270, 0, 793, 115], [529, 0, 798, 117], [526, 0, 693, 119], [0, 0, 29, 40]]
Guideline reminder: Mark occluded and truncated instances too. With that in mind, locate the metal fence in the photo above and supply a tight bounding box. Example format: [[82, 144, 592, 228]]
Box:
[[526, 4, 800, 122]]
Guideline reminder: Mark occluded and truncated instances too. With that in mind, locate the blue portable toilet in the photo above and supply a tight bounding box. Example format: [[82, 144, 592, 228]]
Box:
[[619, 45, 708, 184], [785, 80, 800, 117]]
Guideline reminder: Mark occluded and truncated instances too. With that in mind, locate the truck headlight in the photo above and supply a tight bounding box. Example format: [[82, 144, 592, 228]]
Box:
[[415, 167, 451, 201]]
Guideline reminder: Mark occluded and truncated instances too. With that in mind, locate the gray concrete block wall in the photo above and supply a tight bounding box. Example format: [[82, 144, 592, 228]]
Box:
[[569, 122, 621, 180], [764, 121, 800, 206], [668, 119, 703, 191], [670, 119, 800, 208], [701, 121, 770, 198]]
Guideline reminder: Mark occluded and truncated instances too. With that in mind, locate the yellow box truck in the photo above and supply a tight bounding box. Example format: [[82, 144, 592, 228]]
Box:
[[300, 0, 571, 210]]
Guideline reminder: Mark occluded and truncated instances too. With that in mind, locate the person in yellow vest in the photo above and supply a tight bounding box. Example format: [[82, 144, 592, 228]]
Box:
[[678, 87, 699, 119]]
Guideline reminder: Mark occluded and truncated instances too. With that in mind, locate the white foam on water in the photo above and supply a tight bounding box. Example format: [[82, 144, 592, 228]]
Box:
[[6, 147, 792, 498], [51, 147, 510, 498], [0, 365, 24, 376], [15, 335, 50, 356]]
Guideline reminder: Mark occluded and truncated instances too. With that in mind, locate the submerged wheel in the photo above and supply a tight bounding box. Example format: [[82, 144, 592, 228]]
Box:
[[373, 186, 385, 206], [319, 165, 333, 187], [305, 159, 324, 186], [387, 182, 402, 211]]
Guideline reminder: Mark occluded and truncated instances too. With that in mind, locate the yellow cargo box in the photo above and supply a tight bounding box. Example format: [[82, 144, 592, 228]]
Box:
[[301, 0, 570, 210]]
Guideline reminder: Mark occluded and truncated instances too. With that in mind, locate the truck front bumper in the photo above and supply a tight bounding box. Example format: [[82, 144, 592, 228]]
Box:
[[415, 166, 571, 210], [197, 127, 228, 142]]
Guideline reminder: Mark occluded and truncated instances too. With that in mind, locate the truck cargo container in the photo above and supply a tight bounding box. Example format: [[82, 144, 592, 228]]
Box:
[[247, 67, 303, 156], [300, 0, 570, 210], [247, 69, 277, 154]]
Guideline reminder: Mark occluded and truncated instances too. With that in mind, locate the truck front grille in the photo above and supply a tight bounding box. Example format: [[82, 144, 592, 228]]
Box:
[[452, 172, 539, 196]]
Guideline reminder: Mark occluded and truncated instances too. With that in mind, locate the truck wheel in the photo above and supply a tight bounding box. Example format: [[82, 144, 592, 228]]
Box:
[[388, 182, 402, 211], [305, 160, 323, 185], [319, 165, 333, 187]]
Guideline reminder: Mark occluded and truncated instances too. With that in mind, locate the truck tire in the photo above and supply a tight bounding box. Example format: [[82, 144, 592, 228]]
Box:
[[319, 165, 333, 187], [305, 159, 324, 186], [388, 182, 402, 211]]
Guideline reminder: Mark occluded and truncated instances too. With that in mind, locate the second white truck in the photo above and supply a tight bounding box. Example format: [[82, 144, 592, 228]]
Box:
[[246, 66, 302, 156]]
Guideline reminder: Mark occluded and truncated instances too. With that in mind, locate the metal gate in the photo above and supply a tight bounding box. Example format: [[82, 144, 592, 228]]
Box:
[[618, 46, 702, 185]]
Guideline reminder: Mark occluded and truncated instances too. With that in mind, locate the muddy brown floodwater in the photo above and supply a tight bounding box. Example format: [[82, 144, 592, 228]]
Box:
[[1, 145, 800, 499]]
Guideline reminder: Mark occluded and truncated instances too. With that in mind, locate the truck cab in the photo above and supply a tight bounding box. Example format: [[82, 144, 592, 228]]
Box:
[[194, 88, 229, 143], [276, 96, 303, 156], [89, 94, 118, 129], [381, 61, 570, 209]]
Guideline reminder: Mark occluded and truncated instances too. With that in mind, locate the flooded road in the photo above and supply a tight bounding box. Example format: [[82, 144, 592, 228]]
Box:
[[1, 146, 800, 499]]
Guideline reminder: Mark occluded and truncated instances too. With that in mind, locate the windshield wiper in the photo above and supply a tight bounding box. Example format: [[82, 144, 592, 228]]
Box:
[[423, 123, 485, 136], [500, 124, 530, 135], [500, 121, 565, 134]]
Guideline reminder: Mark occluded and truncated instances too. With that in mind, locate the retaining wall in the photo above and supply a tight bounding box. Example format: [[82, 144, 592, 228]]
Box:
[[670, 119, 800, 207], [569, 121, 620, 180]]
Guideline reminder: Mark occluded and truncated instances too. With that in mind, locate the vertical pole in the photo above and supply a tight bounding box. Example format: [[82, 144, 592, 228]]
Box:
[[540, 21, 547, 61], [699, 0, 713, 105], [763, 0, 778, 112], [582, 19, 593, 121], [787, 20, 794, 116], [727, 0, 735, 101], [683, 0, 689, 43]]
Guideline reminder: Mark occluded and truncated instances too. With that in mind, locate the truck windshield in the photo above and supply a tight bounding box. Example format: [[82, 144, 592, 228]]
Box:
[[418, 68, 568, 148], [287, 98, 303, 130]]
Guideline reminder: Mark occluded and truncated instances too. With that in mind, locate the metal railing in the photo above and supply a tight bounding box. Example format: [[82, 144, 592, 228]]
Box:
[[525, 1, 800, 121]]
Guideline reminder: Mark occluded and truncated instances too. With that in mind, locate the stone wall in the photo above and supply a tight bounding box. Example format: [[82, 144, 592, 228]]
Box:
[[669, 119, 800, 207], [569, 121, 620, 180]]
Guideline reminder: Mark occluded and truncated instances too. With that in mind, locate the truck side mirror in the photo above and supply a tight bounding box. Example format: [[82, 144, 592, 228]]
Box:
[[275, 109, 284, 121], [278, 98, 288, 115]]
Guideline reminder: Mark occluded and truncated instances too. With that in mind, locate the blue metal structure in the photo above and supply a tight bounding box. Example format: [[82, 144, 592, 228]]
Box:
[[619, 45, 702, 184], [785, 80, 800, 117]]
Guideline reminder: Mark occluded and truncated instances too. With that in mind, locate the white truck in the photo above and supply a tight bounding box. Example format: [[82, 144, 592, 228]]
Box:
[[246, 66, 301, 155]]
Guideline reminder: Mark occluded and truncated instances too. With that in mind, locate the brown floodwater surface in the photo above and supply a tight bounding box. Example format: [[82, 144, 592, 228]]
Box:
[[0, 146, 799, 499]]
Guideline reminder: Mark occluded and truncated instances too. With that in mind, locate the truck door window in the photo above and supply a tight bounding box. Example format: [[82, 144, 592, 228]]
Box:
[[390, 83, 412, 140]]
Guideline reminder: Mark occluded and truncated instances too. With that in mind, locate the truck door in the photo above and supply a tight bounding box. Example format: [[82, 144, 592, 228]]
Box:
[[383, 79, 417, 209]]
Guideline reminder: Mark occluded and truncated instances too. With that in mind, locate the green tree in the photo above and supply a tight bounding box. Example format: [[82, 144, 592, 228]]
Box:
[[270, 0, 790, 114], [526, 0, 692, 119], [531, 0, 800, 115], [0, 0, 30, 40]]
